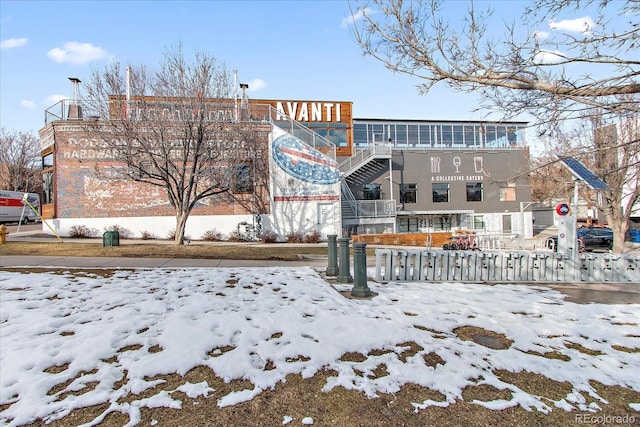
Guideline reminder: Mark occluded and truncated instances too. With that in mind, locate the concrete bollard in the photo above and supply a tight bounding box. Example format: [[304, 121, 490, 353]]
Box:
[[325, 234, 339, 276], [351, 242, 371, 297], [337, 238, 353, 283]]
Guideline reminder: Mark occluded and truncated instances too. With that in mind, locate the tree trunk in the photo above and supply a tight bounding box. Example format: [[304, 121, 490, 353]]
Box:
[[609, 218, 628, 254], [174, 210, 188, 245]]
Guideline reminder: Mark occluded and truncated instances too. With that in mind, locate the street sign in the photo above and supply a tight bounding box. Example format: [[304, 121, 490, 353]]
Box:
[[556, 203, 570, 216]]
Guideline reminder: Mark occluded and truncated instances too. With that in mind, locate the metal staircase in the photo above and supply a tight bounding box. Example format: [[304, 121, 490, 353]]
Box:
[[338, 143, 392, 177], [339, 143, 397, 229]]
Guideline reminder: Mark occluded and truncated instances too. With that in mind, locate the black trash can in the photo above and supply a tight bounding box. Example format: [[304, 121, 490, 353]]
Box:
[[103, 230, 120, 247]]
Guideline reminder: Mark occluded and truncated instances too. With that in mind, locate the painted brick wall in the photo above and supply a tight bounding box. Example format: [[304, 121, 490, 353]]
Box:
[[50, 123, 271, 219]]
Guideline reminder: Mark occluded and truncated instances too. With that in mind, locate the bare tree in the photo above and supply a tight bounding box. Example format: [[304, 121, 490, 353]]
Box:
[[530, 115, 640, 253], [81, 46, 269, 245], [580, 113, 639, 252], [351, 0, 640, 251], [350, 0, 639, 124], [0, 128, 42, 193]]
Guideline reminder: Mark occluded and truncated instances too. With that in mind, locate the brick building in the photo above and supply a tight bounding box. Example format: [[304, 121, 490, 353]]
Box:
[[38, 95, 532, 241]]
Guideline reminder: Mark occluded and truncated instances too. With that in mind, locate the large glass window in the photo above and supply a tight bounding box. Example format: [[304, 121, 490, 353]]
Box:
[[372, 124, 384, 142], [466, 182, 483, 201], [474, 215, 485, 230], [453, 125, 464, 146], [328, 128, 347, 147], [363, 183, 381, 200], [507, 127, 518, 145], [432, 183, 449, 203], [398, 217, 419, 232], [485, 125, 497, 146], [433, 215, 451, 231], [308, 123, 347, 147], [395, 124, 407, 145], [408, 125, 419, 145], [441, 125, 453, 145], [400, 183, 417, 204], [353, 123, 368, 146], [464, 126, 476, 146], [419, 125, 431, 146]]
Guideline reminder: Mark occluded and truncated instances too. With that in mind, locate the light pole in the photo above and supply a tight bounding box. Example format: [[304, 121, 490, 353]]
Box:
[[519, 201, 533, 250]]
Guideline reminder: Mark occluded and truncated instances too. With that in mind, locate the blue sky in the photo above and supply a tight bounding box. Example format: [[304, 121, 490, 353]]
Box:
[[0, 0, 494, 134], [0, 0, 601, 135]]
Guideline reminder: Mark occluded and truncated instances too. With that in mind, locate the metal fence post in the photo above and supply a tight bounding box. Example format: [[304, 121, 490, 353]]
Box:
[[326, 234, 339, 276], [337, 238, 353, 283], [352, 242, 371, 297]]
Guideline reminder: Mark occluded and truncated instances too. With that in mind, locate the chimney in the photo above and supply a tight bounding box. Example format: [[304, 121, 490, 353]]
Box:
[[68, 77, 83, 120]]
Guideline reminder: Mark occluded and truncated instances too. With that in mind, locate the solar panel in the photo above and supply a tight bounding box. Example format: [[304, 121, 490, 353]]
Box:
[[559, 156, 609, 191]]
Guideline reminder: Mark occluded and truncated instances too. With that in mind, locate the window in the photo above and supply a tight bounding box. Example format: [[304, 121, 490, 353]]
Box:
[[353, 123, 367, 146], [43, 171, 54, 204], [363, 183, 381, 200], [308, 122, 348, 147], [499, 182, 516, 201], [453, 125, 464, 146], [398, 217, 419, 232], [433, 215, 451, 231], [233, 164, 252, 193], [400, 183, 417, 204], [419, 125, 431, 146], [466, 182, 483, 201], [395, 124, 408, 145], [408, 125, 419, 145], [432, 183, 449, 203], [441, 125, 453, 145], [42, 153, 54, 168], [464, 126, 476, 146], [474, 215, 485, 230]]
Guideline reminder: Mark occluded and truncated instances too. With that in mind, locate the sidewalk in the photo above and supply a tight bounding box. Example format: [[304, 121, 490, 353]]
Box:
[[3, 234, 640, 305], [0, 255, 331, 269]]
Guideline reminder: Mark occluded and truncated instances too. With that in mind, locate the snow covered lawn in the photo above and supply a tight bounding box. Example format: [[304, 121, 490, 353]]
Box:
[[1, 267, 639, 426]]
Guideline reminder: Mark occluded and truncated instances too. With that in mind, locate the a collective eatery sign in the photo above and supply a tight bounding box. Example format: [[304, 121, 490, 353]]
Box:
[[556, 202, 570, 216]]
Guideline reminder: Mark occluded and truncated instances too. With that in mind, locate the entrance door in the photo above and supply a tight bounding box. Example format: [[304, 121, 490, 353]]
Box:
[[317, 203, 335, 238], [502, 215, 512, 233]]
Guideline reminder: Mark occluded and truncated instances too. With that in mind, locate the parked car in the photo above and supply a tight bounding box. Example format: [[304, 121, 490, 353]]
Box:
[[578, 227, 613, 248], [545, 235, 585, 253]]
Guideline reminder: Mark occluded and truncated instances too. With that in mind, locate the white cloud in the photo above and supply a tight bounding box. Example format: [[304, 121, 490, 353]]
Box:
[[248, 78, 266, 92], [1, 37, 28, 49], [44, 94, 67, 106], [20, 99, 35, 109], [47, 41, 109, 65], [532, 30, 549, 40], [533, 50, 565, 64], [341, 7, 374, 28], [549, 16, 595, 34]]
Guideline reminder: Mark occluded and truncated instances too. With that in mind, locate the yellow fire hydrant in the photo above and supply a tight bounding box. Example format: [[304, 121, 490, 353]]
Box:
[[0, 224, 8, 244]]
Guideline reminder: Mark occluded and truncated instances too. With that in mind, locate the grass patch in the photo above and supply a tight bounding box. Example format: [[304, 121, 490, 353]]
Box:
[[0, 241, 332, 261]]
